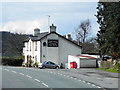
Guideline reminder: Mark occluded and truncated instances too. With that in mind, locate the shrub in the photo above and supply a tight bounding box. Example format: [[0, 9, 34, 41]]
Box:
[[100, 61, 113, 69], [113, 63, 120, 71], [25, 63, 29, 67], [28, 60, 34, 67], [33, 62, 38, 67], [1, 57, 24, 66]]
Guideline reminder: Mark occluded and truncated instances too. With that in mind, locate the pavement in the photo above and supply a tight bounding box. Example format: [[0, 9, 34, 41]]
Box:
[[0, 66, 119, 90]]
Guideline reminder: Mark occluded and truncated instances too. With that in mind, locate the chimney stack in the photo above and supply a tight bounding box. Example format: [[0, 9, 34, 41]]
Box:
[[65, 33, 72, 40], [49, 24, 56, 33], [34, 28, 40, 36]]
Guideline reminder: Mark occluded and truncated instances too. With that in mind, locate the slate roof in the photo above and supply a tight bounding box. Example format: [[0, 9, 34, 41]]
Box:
[[23, 32, 82, 48], [23, 32, 49, 42]]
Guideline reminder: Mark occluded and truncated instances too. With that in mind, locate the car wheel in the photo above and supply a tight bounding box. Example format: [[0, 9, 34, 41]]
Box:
[[42, 66, 46, 69], [56, 66, 59, 69]]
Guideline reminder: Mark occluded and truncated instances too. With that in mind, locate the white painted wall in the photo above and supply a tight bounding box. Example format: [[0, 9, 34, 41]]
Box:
[[41, 37, 47, 63], [68, 55, 80, 69], [59, 36, 81, 67], [68, 55, 97, 69], [33, 41, 40, 64], [23, 39, 40, 64], [23, 33, 82, 67], [47, 33, 59, 64]]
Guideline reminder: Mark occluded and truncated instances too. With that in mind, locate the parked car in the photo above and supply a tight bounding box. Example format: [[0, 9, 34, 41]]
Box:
[[38, 61, 59, 69]]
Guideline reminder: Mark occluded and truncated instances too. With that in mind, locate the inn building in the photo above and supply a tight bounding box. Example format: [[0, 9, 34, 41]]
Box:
[[23, 24, 82, 67]]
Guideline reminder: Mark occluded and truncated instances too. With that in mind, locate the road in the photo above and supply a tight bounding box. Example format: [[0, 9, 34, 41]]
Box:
[[1, 66, 103, 89]]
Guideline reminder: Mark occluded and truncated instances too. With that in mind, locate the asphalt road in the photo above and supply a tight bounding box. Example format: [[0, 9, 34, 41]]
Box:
[[1, 66, 102, 89]]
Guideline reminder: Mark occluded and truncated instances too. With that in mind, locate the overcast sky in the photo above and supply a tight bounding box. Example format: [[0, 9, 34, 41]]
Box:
[[1, 1, 99, 38]]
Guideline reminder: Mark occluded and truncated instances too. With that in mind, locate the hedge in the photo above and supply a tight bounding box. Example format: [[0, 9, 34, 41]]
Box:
[[1, 57, 24, 66], [100, 61, 113, 69]]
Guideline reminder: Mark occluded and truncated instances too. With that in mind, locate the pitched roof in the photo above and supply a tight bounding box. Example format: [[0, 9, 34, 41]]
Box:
[[23, 32, 82, 48], [23, 32, 49, 42], [76, 55, 96, 59]]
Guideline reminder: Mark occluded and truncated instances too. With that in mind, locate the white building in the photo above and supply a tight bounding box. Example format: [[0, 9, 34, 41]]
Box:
[[23, 24, 82, 67], [68, 55, 98, 69]]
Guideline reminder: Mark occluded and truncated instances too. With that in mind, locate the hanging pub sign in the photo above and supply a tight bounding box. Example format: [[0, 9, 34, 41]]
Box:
[[48, 40, 58, 47]]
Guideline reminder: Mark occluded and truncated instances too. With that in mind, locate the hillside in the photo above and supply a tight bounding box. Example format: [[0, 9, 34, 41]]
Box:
[[1, 31, 29, 58]]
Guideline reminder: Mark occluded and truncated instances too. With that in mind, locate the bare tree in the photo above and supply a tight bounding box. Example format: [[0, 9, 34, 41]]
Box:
[[75, 19, 91, 44]]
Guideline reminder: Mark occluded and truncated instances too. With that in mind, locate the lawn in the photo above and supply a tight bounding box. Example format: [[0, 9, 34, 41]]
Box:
[[97, 68, 120, 73]]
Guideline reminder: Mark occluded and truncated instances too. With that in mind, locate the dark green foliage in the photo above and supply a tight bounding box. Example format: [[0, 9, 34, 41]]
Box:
[[1, 57, 24, 66], [1, 31, 29, 57], [113, 63, 120, 71], [96, 2, 120, 58]]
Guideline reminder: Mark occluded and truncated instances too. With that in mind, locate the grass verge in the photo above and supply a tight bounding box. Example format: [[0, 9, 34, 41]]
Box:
[[97, 68, 120, 73]]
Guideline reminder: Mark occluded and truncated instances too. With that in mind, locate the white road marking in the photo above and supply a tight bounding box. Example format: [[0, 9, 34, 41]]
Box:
[[19, 73, 24, 76], [4, 69, 9, 71], [74, 78, 77, 80], [12, 71, 17, 73], [92, 84, 96, 87], [26, 75, 32, 78], [42, 83, 48, 87], [34, 79, 40, 82], [70, 77, 73, 79], [78, 80, 81, 81], [64, 75, 66, 76], [82, 81, 86, 83], [87, 82, 91, 85], [97, 86, 102, 88]]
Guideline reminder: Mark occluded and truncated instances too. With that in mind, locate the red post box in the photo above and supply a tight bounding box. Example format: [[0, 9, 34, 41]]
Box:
[[73, 62, 77, 68], [70, 62, 77, 69], [70, 62, 73, 68]]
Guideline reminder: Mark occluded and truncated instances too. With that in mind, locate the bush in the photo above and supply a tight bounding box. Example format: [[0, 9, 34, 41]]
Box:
[[28, 60, 34, 67], [1, 57, 24, 66], [113, 63, 120, 71], [100, 61, 113, 69], [33, 62, 38, 67], [25, 63, 29, 67]]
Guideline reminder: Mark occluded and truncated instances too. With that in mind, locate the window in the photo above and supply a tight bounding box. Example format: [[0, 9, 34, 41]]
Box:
[[50, 62, 55, 65], [43, 42, 46, 46], [27, 42, 29, 51], [35, 42, 37, 51], [30, 42, 31, 51]]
